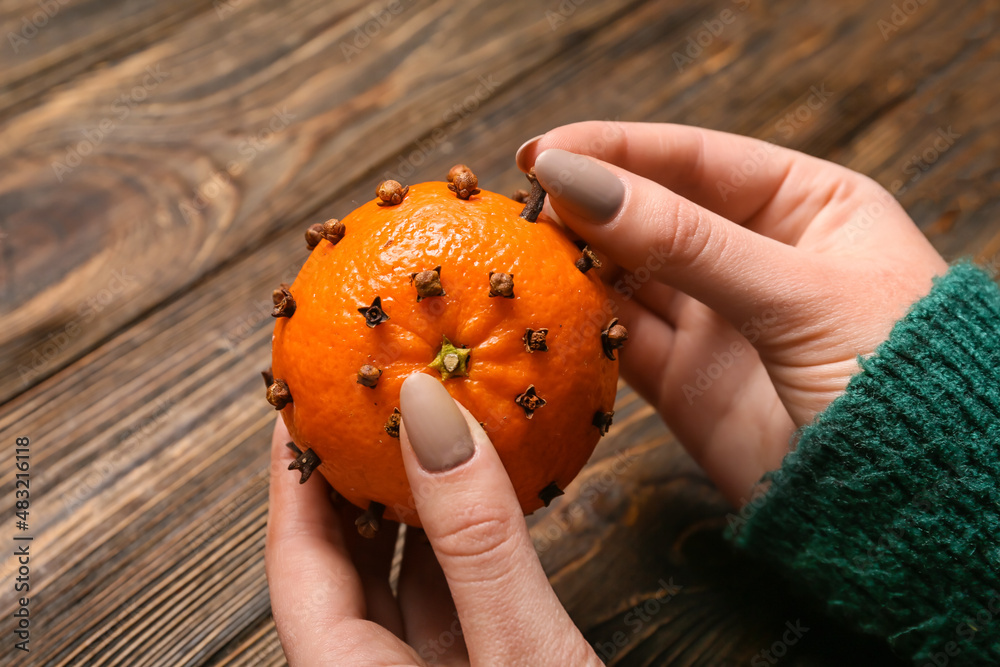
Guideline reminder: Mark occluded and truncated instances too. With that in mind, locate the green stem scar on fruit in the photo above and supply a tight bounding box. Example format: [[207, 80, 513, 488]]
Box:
[[428, 336, 471, 380]]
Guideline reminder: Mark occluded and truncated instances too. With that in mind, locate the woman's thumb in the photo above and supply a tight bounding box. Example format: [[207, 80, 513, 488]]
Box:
[[398, 372, 599, 666]]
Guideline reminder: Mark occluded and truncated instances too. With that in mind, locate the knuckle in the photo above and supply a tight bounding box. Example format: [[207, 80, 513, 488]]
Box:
[[429, 507, 519, 566], [650, 197, 713, 266]]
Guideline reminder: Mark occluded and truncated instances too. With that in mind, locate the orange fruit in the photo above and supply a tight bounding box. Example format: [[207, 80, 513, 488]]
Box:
[[267, 167, 622, 531]]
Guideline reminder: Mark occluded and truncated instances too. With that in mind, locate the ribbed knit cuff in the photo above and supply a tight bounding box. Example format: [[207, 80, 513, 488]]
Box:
[[729, 262, 1000, 666]]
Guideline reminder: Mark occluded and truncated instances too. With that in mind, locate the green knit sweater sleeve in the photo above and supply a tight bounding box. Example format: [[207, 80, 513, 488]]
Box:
[[729, 262, 1000, 666]]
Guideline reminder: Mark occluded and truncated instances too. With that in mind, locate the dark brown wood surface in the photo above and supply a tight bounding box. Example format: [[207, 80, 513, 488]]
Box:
[[0, 0, 997, 664]]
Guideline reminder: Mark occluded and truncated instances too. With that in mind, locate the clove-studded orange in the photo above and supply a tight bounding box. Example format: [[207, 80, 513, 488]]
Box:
[[267, 166, 622, 533]]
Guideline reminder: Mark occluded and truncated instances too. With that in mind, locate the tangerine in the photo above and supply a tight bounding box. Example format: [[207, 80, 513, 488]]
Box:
[[268, 167, 622, 531]]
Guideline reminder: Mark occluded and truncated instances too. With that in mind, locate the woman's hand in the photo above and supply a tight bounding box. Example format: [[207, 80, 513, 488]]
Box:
[[265, 373, 601, 666], [516, 122, 948, 505]]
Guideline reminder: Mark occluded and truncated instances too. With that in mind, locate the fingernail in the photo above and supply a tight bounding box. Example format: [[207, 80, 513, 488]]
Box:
[[400, 373, 475, 472], [534, 148, 624, 222], [515, 134, 544, 172]]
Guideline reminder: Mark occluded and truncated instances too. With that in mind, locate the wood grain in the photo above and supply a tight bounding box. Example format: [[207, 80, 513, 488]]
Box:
[[0, 0, 642, 405], [0, 0, 218, 120], [0, 0, 997, 665]]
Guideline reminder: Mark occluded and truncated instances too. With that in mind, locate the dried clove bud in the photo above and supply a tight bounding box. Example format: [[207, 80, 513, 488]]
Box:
[[357, 364, 382, 388], [447, 164, 472, 183], [575, 246, 602, 274], [377, 180, 409, 206], [358, 296, 390, 328], [267, 379, 292, 410], [488, 271, 515, 299], [321, 219, 345, 245], [601, 318, 629, 360], [514, 384, 546, 419], [523, 328, 549, 352], [286, 443, 321, 484], [305, 223, 325, 250], [411, 266, 445, 301], [261, 368, 274, 389], [511, 189, 530, 203], [592, 410, 614, 436], [272, 286, 296, 318], [539, 482, 564, 507], [448, 169, 480, 200], [519, 168, 546, 222], [272, 283, 290, 305], [356, 501, 387, 539], [384, 408, 401, 438]]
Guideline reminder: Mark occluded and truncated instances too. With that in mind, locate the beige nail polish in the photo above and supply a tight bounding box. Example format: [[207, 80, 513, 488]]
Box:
[[515, 134, 544, 172], [400, 373, 475, 472], [534, 148, 625, 222]]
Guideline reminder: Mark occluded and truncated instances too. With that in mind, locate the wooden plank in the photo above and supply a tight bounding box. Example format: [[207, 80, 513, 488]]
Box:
[[1, 0, 998, 665], [0, 0, 643, 405], [204, 615, 286, 666], [0, 0, 217, 120]]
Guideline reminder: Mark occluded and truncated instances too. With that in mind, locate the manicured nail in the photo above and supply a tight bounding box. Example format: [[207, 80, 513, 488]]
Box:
[[534, 148, 624, 222], [515, 134, 544, 172], [400, 373, 475, 472]]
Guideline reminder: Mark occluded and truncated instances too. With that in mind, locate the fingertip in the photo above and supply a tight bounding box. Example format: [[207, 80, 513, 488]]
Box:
[[515, 133, 544, 172]]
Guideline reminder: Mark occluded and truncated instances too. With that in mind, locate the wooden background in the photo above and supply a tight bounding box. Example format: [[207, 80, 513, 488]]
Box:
[[1, 0, 997, 664]]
